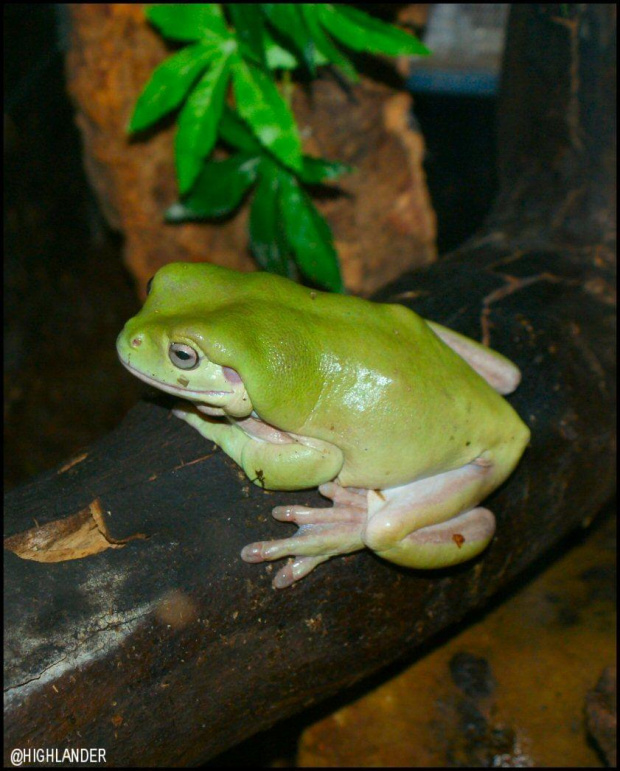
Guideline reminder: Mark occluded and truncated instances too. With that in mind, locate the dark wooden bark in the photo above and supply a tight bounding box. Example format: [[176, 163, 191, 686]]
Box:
[[4, 5, 615, 766]]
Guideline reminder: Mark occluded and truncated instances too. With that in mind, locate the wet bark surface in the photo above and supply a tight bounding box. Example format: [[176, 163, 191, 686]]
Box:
[[4, 5, 615, 766]]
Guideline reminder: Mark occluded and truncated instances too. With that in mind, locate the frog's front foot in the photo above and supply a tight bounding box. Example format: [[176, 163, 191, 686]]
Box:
[[241, 483, 367, 588]]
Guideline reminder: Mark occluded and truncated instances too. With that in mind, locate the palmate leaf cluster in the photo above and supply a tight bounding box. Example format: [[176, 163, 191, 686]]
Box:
[[130, 4, 428, 292]]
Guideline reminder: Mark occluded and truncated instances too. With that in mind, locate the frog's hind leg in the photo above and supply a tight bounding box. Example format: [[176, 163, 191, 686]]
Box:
[[426, 321, 521, 394], [363, 459, 500, 569], [371, 506, 496, 569]]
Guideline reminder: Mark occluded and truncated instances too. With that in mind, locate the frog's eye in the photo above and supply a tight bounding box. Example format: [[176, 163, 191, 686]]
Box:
[[169, 343, 200, 370], [146, 277, 154, 295]]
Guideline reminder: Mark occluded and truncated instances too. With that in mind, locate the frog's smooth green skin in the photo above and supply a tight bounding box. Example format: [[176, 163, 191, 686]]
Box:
[[117, 262, 530, 589]]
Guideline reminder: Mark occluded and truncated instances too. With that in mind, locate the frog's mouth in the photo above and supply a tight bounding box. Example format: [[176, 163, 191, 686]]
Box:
[[119, 358, 233, 401]]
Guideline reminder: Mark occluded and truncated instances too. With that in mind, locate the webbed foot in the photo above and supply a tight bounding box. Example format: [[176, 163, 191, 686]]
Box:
[[241, 483, 367, 588]]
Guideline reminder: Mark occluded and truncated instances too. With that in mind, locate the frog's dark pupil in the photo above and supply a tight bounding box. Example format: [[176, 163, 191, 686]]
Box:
[[146, 277, 154, 295], [177, 351, 191, 360]]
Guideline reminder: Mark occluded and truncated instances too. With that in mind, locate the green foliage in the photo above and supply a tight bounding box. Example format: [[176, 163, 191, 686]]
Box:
[[130, 4, 429, 292]]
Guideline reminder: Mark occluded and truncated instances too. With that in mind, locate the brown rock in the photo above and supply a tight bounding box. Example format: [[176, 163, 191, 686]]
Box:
[[65, 3, 436, 295]]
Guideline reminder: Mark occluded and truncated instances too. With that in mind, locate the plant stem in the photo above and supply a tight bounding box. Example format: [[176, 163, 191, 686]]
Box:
[[281, 69, 293, 106]]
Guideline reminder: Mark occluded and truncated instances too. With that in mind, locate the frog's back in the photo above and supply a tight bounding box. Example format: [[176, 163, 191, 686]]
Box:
[[297, 298, 528, 488], [155, 264, 527, 487]]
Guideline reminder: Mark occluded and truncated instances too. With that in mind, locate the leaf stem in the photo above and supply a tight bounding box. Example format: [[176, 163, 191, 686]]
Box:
[[281, 69, 293, 107]]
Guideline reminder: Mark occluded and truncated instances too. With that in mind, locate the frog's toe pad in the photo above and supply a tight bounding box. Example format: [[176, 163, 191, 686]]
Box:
[[272, 555, 331, 589]]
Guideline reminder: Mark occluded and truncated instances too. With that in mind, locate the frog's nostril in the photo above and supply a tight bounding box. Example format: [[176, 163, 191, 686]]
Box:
[[131, 336, 143, 348]]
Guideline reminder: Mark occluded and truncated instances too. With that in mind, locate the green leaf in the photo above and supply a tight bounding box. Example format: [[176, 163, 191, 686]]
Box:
[[129, 43, 218, 132], [249, 163, 291, 275], [147, 4, 228, 41], [298, 156, 352, 184], [227, 4, 267, 66], [299, 4, 358, 81], [232, 58, 302, 171], [318, 4, 429, 57], [263, 27, 299, 70], [175, 54, 232, 194], [261, 4, 316, 74], [278, 172, 343, 292], [167, 153, 261, 220], [218, 107, 262, 152]]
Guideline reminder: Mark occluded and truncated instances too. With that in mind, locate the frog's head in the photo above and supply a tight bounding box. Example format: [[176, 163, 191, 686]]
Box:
[[116, 265, 253, 418]]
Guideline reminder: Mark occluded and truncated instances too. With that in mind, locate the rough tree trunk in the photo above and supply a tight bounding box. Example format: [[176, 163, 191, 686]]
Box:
[[4, 5, 615, 767]]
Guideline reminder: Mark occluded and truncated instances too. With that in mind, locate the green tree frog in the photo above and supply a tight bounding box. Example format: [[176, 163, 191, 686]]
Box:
[[117, 262, 530, 588]]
